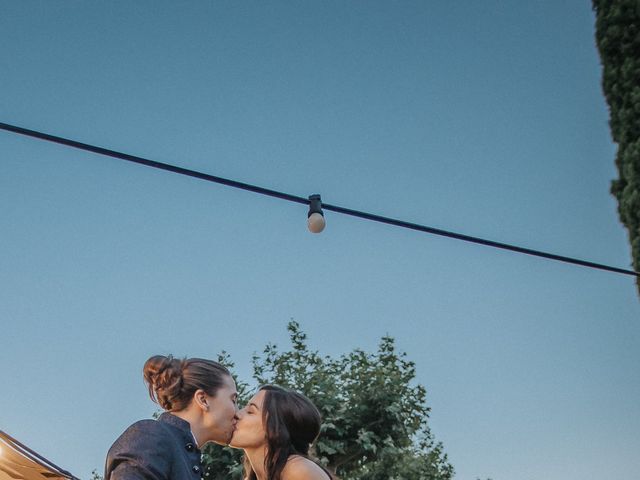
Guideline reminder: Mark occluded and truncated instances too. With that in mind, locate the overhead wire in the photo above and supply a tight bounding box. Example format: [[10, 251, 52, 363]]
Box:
[[1, 121, 637, 278]]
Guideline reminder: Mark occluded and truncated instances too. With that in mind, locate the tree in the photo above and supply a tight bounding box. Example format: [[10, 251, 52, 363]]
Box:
[[202, 353, 252, 480], [592, 0, 640, 291], [203, 321, 453, 480]]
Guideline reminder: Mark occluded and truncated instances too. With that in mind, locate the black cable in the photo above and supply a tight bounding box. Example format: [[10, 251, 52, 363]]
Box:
[[0, 122, 309, 206], [321, 203, 638, 277], [1, 121, 638, 278]]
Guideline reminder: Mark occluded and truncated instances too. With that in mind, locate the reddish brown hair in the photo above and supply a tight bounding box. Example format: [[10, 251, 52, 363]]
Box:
[[143, 355, 231, 411]]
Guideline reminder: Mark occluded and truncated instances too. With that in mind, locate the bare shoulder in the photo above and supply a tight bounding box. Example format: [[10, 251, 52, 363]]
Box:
[[282, 456, 331, 480]]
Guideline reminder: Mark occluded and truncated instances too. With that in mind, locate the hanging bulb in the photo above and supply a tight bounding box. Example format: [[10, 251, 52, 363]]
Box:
[[308, 212, 326, 233], [307, 194, 326, 233]]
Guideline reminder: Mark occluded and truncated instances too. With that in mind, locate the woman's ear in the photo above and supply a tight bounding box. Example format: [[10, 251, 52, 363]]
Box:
[[194, 389, 209, 411]]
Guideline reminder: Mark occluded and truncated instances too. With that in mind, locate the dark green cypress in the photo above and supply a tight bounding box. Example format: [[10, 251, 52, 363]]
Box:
[[592, 0, 640, 292]]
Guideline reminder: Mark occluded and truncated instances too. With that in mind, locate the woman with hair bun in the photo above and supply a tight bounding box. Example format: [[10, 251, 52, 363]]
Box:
[[105, 355, 238, 480], [230, 385, 333, 480]]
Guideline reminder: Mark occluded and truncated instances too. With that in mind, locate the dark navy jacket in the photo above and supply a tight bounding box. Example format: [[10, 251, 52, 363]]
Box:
[[105, 413, 203, 480]]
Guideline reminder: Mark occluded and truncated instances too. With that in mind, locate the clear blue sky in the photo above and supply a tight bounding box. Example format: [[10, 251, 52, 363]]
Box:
[[1, 2, 638, 479]]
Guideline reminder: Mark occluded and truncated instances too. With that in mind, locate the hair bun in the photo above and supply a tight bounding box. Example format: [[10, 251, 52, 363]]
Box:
[[141, 355, 230, 413], [143, 355, 185, 410]]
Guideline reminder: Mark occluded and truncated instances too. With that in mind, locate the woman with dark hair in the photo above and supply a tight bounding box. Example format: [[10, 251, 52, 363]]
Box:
[[105, 355, 239, 480], [230, 385, 333, 480]]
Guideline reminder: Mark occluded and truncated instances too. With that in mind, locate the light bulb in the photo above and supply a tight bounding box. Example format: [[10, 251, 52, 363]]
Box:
[[307, 212, 326, 233]]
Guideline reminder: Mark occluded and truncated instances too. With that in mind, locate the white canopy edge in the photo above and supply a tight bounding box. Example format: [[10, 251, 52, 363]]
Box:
[[0, 430, 79, 480]]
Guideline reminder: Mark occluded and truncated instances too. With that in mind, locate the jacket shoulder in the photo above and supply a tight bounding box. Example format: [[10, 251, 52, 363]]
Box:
[[105, 419, 175, 480], [110, 419, 170, 447], [121, 419, 166, 435]]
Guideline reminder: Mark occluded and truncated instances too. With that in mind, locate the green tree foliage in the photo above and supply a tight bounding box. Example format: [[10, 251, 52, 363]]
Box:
[[202, 353, 252, 480], [203, 321, 453, 480], [593, 0, 640, 290]]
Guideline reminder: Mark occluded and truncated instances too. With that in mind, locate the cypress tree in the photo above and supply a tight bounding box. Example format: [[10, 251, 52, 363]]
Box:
[[592, 0, 640, 292]]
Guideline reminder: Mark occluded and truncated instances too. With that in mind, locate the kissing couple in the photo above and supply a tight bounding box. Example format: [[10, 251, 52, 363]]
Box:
[[104, 355, 333, 480]]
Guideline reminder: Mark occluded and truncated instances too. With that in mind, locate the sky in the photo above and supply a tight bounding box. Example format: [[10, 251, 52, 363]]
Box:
[[1, 1, 639, 479]]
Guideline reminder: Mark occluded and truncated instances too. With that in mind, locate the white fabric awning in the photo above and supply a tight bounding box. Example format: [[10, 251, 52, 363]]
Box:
[[0, 431, 78, 480]]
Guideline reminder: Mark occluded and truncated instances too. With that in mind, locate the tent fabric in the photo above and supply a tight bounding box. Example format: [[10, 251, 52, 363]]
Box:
[[0, 431, 77, 480]]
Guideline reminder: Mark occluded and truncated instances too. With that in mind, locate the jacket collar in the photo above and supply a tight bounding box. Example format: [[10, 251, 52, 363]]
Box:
[[158, 412, 192, 433]]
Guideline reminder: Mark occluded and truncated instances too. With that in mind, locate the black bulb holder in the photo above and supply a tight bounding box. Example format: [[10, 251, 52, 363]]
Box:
[[308, 194, 323, 217]]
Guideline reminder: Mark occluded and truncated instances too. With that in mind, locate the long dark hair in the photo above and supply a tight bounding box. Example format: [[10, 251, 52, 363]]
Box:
[[243, 385, 333, 480]]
